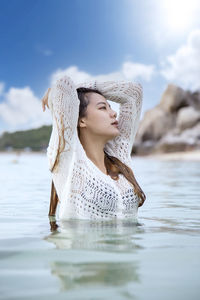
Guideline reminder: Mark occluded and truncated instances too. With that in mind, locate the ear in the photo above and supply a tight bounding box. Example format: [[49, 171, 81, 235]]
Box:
[[78, 118, 87, 128]]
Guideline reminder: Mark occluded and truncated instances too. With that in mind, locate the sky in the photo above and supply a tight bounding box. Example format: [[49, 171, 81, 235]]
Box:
[[0, 0, 200, 135]]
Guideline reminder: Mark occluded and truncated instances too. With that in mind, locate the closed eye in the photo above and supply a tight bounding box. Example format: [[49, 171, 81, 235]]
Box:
[[99, 107, 106, 109]]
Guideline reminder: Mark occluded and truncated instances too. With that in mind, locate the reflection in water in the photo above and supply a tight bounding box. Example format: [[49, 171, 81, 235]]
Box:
[[45, 217, 145, 252], [50, 261, 140, 292], [49, 215, 59, 232], [44, 217, 144, 294]]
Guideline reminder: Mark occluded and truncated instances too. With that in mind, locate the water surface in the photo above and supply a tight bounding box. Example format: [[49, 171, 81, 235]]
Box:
[[0, 152, 199, 300]]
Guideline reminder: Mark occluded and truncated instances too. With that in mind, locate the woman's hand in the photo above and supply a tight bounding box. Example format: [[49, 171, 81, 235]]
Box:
[[41, 87, 51, 111]]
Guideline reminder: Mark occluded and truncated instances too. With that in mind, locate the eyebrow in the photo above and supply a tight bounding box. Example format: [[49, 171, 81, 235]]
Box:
[[96, 101, 111, 108]]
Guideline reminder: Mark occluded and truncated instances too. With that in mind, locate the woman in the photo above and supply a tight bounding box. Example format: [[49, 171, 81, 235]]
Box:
[[42, 75, 146, 220]]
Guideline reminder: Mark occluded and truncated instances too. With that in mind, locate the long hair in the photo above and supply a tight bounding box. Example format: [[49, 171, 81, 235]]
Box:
[[49, 87, 146, 216]]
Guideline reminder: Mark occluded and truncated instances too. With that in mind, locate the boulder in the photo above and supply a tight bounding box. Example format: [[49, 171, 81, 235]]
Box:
[[135, 106, 176, 143], [159, 84, 189, 113], [132, 140, 156, 155], [190, 91, 200, 110], [176, 106, 200, 131], [154, 123, 200, 153], [133, 84, 200, 155]]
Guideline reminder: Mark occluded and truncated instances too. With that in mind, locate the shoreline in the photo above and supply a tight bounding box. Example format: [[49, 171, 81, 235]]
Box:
[[133, 149, 200, 161], [1, 149, 200, 161]]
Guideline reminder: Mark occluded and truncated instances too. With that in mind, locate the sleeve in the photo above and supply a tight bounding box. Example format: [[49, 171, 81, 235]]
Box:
[[76, 80, 143, 165], [47, 75, 80, 172]]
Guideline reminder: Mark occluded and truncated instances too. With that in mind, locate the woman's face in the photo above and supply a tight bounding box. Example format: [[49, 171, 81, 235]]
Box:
[[79, 92, 120, 141]]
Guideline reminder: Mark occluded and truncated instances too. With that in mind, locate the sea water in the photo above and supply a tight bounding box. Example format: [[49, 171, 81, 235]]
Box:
[[0, 152, 199, 300]]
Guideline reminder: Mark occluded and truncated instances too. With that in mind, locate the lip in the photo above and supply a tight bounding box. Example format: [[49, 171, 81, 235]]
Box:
[[111, 120, 119, 126]]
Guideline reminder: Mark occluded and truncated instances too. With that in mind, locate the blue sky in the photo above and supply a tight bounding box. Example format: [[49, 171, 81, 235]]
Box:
[[0, 0, 200, 134]]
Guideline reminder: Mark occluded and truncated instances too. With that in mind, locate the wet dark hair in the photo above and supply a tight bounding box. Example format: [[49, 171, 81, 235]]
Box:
[[49, 87, 146, 216]]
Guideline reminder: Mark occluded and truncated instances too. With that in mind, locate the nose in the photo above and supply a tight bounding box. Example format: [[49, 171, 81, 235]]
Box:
[[110, 108, 117, 118]]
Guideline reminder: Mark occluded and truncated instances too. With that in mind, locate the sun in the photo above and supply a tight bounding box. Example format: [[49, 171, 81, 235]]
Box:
[[161, 0, 199, 32]]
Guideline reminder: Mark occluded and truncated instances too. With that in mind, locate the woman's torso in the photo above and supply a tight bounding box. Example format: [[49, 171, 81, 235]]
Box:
[[53, 139, 140, 221]]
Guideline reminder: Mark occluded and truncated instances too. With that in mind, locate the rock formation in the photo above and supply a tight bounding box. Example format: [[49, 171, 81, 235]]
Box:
[[133, 84, 200, 155]]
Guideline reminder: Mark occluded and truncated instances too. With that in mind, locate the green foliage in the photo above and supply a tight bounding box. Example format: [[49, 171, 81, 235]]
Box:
[[0, 125, 52, 151]]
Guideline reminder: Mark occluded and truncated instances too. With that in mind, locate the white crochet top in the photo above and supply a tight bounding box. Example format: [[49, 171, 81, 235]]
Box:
[[47, 75, 143, 220]]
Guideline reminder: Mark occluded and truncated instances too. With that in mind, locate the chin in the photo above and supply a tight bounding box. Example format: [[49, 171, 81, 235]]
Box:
[[114, 127, 120, 134], [109, 130, 120, 139], [114, 130, 120, 136]]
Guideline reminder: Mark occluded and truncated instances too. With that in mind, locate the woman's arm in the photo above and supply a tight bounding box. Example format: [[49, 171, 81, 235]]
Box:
[[46, 75, 80, 172], [76, 80, 143, 164]]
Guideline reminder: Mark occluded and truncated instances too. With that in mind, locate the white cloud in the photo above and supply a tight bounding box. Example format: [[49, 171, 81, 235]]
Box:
[[49, 61, 156, 85], [160, 29, 200, 90], [50, 66, 93, 85], [0, 86, 51, 133], [122, 61, 155, 81], [0, 59, 155, 134]]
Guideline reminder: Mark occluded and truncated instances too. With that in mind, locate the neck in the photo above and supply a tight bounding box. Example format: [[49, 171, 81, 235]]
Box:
[[79, 132, 107, 174]]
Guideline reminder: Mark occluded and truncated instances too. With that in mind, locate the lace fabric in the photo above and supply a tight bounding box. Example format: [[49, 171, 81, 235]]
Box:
[[47, 75, 143, 220]]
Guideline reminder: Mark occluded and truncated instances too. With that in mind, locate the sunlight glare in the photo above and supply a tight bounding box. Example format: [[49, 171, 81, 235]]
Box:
[[162, 0, 199, 32]]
